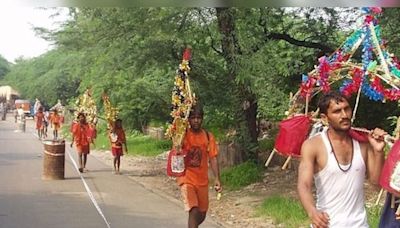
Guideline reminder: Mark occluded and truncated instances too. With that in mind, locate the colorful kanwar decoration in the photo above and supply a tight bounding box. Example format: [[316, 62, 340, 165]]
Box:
[[289, 7, 400, 117], [74, 88, 98, 125], [165, 48, 195, 177], [72, 88, 98, 140], [102, 93, 119, 129], [165, 47, 195, 150]]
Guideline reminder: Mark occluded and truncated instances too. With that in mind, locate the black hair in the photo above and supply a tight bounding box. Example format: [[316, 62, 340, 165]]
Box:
[[77, 112, 86, 119], [318, 91, 349, 115], [189, 103, 204, 117]]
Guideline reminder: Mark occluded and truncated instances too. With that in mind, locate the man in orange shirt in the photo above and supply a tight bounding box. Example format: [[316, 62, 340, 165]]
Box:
[[50, 109, 61, 140], [70, 113, 94, 173], [35, 106, 45, 139], [177, 104, 222, 228], [109, 119, 128, 174]]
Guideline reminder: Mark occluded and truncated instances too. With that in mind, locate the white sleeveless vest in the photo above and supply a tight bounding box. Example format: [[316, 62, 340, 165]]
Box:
[[313, 130, 368, 228]]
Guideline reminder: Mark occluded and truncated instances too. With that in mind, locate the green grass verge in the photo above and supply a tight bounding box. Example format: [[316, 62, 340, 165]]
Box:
[[93, 131, 171, 156], [221, 161, 263, 190], [367, 205, 381, 228]]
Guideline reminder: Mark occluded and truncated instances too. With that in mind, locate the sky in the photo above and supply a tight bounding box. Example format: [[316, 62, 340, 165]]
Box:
[[0, 7, 68, 63]]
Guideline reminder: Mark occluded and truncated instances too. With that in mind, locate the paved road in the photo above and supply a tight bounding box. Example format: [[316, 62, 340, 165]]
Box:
[[0, 114, 220, 228]]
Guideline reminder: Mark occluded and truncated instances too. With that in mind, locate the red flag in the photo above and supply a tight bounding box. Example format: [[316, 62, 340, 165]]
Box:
[[182, 48, 191, 61]]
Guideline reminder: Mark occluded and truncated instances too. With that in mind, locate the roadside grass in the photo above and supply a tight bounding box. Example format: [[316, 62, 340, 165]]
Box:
[[257, 195, 308, 228], [221, 161, 263, 190], [93, 130, 171, 156], [367, 205, 381, 228]]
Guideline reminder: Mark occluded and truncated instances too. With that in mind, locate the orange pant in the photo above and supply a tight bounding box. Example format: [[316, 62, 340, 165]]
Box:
[[180, 184, 209, 212]]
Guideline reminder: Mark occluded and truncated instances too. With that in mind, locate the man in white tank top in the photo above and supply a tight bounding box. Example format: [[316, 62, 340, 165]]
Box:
[[297, 91, 386, 228]]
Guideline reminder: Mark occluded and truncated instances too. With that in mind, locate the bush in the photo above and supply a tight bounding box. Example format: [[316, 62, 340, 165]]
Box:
[[221, 161, 262, 190], [258, 137, 275, 152]]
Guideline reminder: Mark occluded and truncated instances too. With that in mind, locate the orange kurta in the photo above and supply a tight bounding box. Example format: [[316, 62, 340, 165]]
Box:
[[35, 112, 45, 130], [50, 113, 61, 130], [72, 123, 92, 154], [177, 129, 218, 187]]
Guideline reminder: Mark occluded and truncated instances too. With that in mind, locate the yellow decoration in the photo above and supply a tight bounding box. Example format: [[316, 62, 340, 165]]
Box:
[[165, 57, 195, 149]]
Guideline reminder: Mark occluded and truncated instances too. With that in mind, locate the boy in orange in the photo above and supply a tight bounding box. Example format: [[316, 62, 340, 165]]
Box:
[[109, 119, 128, 174], [177, 104, 222, 228], [50, 109, 61, 140], [35, 107, 45, 139], [70, 113, 94, 173]]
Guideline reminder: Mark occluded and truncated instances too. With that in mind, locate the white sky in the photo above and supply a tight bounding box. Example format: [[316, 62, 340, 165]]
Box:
[[0, 7, 68, 63]]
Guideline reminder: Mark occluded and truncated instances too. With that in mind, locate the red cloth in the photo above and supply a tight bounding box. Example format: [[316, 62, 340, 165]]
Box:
[[348, 129, 369, 142], [274, 115, 311, 157], [380, 140, 400, 195], [112, 147, 123, 157], [167, 148, 186, 177], [72, 123, 92, 147]]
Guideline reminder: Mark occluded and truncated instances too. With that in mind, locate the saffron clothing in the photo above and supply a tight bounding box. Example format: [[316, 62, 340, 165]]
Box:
[[177, 129, 218, 187], [72, 123, 92, 154], [180, 183, 209, 212], [50, 113, 61, 130], [109, 128, 126, 157], [111, 147, 123, 157], [109, 128, 126, 148], [313, 130, 368, 228], [35, 112, 45, 130]]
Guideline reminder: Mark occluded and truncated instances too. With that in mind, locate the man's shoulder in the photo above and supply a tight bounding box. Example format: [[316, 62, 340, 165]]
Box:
[[302, 134, 324, 155]]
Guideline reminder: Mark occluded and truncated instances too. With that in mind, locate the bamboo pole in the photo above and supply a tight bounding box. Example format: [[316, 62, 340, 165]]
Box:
[[369, 22, 398, 89], [264, 149, 276, 168], [375, 188, 384, 206], [282, 156, 292, 170], [351, 83, 363, 124]]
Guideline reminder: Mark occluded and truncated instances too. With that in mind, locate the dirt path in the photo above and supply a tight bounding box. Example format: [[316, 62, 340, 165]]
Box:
[[91, 150, 383, 228]]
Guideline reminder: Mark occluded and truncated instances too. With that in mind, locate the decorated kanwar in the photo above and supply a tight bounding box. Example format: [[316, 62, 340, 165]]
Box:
[[165, 47, 222, 228], [102, 93, 127, 175]]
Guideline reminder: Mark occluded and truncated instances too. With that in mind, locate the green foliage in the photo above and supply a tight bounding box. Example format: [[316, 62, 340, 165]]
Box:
[[367, 205, 381, 228], [258, 137, 276, 152], [257, 195, 308, 228], [221, 161, 262, 190], [0, 55, 10, 80]]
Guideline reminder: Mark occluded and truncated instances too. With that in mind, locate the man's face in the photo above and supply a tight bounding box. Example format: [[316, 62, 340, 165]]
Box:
[[189, 113, 203, 131], [79, 115, 86, 124], [322, 99, 352, 131], [115, 121, 122, 129]]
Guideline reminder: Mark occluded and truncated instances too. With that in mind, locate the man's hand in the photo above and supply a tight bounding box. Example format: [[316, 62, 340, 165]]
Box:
[[310, 209, 330, 228], [214, 179, 222, 193], [368, 128, 387, 153]]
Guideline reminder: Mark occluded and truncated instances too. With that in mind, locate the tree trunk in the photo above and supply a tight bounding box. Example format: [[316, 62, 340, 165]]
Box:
[[216, 8, 258, 160]]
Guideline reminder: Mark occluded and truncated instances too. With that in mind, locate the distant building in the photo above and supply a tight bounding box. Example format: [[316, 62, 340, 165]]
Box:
[[0, 85, 20, 108]]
